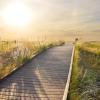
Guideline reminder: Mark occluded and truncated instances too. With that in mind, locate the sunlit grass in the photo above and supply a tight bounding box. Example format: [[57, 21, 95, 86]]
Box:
[[0, 40, 65, 80], [68, 41, 100, 100]]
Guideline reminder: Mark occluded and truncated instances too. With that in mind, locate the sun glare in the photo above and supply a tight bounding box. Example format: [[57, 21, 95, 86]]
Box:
[[2, 1, 32, 27]]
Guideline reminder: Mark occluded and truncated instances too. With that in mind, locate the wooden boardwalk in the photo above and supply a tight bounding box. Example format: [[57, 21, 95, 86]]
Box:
[[0, 43, 73, 100]]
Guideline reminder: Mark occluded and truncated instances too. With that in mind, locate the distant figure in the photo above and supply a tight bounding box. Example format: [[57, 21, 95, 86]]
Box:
[[73, 38, 78, 44], [75, 38, 78, 42]]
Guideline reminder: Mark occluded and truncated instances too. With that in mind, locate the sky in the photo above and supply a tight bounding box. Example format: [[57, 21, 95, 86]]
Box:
[[0, 0, 100, 40]]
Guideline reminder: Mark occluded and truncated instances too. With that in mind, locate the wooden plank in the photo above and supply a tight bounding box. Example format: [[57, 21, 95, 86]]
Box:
[[0, 43, 73, 100]]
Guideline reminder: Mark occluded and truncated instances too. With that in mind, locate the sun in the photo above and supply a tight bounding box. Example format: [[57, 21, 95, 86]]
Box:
[[2, 1, 32, 27]]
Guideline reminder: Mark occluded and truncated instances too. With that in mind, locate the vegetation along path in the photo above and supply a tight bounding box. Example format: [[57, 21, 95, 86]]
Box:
[[0, 43, 73, 100]]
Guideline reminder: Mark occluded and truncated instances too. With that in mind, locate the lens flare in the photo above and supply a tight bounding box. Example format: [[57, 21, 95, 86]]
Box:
[[2, 1, 32, 27]]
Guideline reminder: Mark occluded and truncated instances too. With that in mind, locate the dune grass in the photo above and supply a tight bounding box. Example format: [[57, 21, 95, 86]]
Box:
[[0, 40, 65, 80], [68, 41, 100, 100]]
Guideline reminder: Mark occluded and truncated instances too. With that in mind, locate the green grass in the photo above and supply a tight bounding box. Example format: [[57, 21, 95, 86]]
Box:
[[0, 40, 65, 80], [68, 41, 100, 100]]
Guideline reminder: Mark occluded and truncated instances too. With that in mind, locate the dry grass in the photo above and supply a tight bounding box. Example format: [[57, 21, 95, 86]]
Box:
[[68, 41, 100, 100], [0, 40, 65, 80]]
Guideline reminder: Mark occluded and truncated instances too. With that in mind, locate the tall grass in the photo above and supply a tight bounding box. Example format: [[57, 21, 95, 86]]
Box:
[[0, 40, 65, 80], [68, 41, 100, 100]]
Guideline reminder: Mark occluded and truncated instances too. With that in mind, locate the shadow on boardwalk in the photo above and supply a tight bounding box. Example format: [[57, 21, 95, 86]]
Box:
[[0, 58, 50, 100]]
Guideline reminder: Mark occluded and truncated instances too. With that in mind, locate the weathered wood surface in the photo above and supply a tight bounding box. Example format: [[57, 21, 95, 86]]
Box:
[[0, 43, 73, 100]]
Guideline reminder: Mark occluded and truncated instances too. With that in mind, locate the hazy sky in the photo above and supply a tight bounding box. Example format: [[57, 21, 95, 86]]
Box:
[[0, 0, 100, 40]]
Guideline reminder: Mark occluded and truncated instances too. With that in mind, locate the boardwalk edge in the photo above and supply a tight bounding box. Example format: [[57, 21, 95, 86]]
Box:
[[62, 44, 75, 100]]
